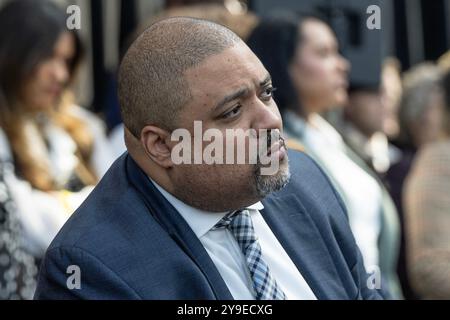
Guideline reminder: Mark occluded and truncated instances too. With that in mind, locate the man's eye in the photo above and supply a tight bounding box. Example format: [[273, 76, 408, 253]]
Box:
[[261, 86, 276, 101], [221, 105, 242, 119]]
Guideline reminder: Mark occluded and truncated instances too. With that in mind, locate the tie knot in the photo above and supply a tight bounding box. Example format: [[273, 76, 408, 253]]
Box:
[[212, 210, 240, 230], [212, 209, 249, 229], [212, 209, 258, 250]]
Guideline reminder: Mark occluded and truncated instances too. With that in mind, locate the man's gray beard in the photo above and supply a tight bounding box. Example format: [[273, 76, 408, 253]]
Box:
[[254, 159, 290, 198]]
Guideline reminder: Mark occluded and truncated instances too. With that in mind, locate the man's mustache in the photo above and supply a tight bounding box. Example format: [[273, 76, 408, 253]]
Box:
[[264, 130, 286, 155]]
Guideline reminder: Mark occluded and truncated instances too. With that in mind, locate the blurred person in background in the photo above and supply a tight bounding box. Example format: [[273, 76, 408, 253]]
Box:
[[338, 82, 401, 176], [385, 62, 446, 299], [336, 60, 410, 298], [247, 14, 402, 298], [386, 63, 446, 222], [397, 63, 446, 152], [404, 69, 450, 299], [0, 0, 114, 298], [334, 57, 403, 178]]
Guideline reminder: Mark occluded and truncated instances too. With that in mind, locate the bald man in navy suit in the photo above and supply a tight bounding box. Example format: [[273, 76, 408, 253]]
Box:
[[35, 17, 385, 300]]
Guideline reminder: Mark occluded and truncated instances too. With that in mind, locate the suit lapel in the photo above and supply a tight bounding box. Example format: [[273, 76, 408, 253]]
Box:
[[261, 194, 348, 299], [125, 155, 233, 300]]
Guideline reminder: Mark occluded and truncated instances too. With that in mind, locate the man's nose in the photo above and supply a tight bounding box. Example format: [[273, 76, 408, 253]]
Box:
[[252, 99, 282, 133]]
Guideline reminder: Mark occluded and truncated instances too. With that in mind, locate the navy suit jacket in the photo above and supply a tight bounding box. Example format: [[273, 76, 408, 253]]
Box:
[[34, 150, 383, 299]]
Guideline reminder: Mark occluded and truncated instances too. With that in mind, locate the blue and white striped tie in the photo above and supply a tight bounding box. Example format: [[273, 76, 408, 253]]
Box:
[[213, 209, 286, 300]]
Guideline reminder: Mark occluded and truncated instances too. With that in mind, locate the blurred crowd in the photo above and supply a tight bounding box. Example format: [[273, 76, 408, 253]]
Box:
[[0, 0, 449, 299]]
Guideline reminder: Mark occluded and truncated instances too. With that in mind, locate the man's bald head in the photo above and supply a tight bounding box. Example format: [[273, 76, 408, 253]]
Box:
[[118, 17, 242, 138]]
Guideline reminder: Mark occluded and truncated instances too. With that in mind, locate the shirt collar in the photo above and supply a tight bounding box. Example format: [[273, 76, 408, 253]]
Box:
[[148, 177, 264, 238]]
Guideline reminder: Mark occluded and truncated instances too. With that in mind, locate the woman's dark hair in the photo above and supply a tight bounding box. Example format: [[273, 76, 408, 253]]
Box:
[[0, 0, 83, 114], [246, 11, 329, 115]]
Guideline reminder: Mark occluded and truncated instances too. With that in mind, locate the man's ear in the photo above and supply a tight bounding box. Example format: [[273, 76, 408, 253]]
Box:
[[140, 125, 173, 168]]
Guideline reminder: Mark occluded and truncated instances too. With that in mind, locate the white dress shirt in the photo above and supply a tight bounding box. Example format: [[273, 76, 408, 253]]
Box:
[[150, 178, 317, 300]]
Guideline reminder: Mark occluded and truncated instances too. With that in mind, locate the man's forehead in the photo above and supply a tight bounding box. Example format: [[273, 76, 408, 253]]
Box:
[[184, 43, 269, 98]]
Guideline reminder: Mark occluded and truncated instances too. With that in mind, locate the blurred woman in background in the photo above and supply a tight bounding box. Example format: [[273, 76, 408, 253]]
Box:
[[0, 0, 114, 298], [247, 13, 402, 298]]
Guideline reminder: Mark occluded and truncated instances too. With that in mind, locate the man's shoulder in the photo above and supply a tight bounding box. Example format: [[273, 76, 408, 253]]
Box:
[[48, 154, 153, 252], [280, 149, 346, 210], [270, 149, 350, 234], [285, 148, 322, 175], [35, 154, 216, 299]]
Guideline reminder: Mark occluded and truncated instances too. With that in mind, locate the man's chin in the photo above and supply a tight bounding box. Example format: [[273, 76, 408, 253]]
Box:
[[255, 159, 290, 198]]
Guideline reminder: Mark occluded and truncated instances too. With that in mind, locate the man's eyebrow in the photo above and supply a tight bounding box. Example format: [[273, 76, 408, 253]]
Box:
[[212, 74, 272, 113], [213, 86, 250, 112], [260, 74, 272, 87]]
